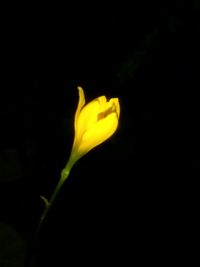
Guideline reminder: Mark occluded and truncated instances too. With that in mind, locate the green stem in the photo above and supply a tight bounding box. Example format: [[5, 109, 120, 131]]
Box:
[[25, 159, 74, 267], [39, 160, 73, 230]]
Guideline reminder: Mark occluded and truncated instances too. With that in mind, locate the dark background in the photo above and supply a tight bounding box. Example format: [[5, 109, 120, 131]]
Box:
[[0, 1, 200, 266]]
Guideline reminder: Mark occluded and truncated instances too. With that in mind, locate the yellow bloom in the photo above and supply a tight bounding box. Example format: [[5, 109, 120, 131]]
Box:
[[43, 86, 120, 210], [69, 86, 120, 165]]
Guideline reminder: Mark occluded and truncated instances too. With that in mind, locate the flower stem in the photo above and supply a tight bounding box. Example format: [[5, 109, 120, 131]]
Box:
[[25, 159, 74, 267], [39, 160, 74, 233], [38, 162, 73, 234]]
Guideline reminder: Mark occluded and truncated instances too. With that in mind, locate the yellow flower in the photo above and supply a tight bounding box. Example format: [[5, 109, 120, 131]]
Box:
[[43, 86, 120, 211], [68, 86, 120, 166]]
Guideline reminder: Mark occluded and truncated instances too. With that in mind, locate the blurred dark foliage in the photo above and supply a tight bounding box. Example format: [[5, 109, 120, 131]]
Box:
[[0, 1, 199, 266]]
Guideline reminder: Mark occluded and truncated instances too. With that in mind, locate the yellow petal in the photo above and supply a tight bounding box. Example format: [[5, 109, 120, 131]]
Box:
[[108, 98, 120, 118], [72, 98, 100, 156], [97, 97, 120, 121], [97, 95, 107, 112], [75, 87, 85, 131], [78, 112, 119, 156], [76, 95, 106, 136], [76, 99, 100, 137]]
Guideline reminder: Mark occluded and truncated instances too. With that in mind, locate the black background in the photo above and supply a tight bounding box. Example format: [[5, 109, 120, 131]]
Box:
[[0, 1, 200, 266]]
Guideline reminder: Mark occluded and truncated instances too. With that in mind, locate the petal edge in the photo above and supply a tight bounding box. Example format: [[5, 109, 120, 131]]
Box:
[[75, 87, 86, 131]]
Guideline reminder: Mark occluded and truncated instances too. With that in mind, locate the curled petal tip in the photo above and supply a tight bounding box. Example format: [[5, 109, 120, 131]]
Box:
[[74, 86, 85, 131]]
